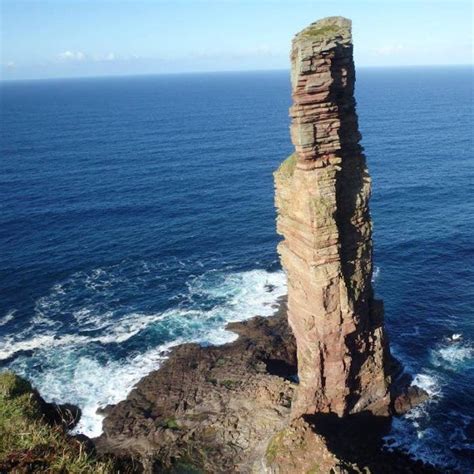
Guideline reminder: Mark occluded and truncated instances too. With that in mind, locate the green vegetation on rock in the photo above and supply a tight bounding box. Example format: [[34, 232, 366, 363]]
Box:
[[301, 24, 341, 40], [306, 463, 321, 474], [276, 153, 297, 179], [0, 371, 114, 473], [220, 379, 238, 390], [163, 417, 180, 430], [265, 429, 286, 463]]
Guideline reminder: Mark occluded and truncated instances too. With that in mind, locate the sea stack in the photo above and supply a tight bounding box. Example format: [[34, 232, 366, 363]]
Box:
[[275, 16, 391, 418]]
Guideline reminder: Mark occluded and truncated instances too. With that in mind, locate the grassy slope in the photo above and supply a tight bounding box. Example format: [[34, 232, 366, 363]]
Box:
[[0, 371, 114, 473]]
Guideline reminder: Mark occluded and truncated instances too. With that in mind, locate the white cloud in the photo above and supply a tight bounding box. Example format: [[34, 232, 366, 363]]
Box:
[[373, 44, 405, 56], [58, 51, 122, 63], [5, 61, 15, 69], [58, 51, 86, 61]]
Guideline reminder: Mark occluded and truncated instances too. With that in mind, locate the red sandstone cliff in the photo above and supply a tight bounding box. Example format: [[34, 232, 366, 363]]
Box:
[[91, 17, 434, 474], [275, 16, 391, 419]]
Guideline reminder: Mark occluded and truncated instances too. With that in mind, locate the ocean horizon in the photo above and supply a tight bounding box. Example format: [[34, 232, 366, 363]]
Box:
[[1, 63, 472, 84]]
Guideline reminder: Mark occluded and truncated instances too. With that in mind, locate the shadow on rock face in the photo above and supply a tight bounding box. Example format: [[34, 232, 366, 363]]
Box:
[[263, 358, 297, 381], [304, 411, 440, 473], [306, 410, 391, 453]]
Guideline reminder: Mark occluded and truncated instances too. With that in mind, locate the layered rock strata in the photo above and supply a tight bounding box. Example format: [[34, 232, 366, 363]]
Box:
[[95, 305, 438, 473], [275, 16, 391, 418]]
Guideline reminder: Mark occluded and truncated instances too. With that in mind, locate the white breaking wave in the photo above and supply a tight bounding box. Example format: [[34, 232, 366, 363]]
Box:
[[69, 341, 180, 435], [0, 309, 16, 327], [2, 268, 287, 437], [385, 334, 474, 471], [387, 416, 451, 468], [371, 266, 381, 282], [431, 337, 473, 370], [0, 312, 168, 361], [438, 344, 472, 364], [384, 371, 446, 466], [411, 373, 441, 398]]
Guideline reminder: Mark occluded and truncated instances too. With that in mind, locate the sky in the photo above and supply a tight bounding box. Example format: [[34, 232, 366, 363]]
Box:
[[1, 0, 473, 80]]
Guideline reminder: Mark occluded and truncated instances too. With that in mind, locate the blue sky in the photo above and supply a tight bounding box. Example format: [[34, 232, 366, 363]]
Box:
[[1, 0, 472, 80]]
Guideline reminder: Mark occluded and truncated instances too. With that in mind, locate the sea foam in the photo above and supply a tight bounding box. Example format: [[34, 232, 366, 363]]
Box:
[[2, 267, 286, 437], [0, 309, 15, 327], [431, 338, 473, 370]]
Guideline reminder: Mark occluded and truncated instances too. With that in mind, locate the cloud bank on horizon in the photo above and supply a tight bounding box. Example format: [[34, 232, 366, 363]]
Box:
[[1, 0, 472, 80]]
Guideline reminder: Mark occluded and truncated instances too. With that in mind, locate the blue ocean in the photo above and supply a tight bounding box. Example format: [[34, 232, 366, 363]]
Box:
[[1, 68, 472, 471]]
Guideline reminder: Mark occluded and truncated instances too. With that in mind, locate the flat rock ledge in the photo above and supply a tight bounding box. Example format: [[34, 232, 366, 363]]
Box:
[[95, 300, 439, 474]]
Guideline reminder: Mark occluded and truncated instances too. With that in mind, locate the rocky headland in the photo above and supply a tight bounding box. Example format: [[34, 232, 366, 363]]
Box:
[[94, 299, 436, 473], [93, 16, 433, 473], [1, 16, 437, 474]]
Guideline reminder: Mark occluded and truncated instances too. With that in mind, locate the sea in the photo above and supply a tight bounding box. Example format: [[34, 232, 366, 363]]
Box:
[[1, 67, 472, 472]]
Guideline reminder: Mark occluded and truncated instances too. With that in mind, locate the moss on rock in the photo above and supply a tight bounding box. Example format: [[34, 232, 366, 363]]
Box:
[[276, 153, 297, 179], [301, 24, 341, 40], [265, 429, 287, 463]]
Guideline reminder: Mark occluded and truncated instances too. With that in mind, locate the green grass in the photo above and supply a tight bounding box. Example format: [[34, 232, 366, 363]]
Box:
[[0, 371, 114, 473], [276, 153, 297, 179], [301, 24, 341, 40], [163, 417, 180, 430]]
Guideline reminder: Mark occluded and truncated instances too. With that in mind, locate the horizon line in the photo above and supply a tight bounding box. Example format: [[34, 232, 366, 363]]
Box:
[[1, 63, 472, 83]]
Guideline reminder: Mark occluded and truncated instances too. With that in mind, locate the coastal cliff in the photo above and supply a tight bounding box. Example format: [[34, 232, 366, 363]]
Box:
[[275, 16, 390, 418], [1, 16, 436, 474], [92, 17, 432, 473]]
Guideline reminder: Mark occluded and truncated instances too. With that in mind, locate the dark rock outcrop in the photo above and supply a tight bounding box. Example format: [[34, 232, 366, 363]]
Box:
[[392, 384, 430, 415]]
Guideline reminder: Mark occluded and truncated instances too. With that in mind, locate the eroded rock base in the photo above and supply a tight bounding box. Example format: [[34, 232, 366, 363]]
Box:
[[96, 302, 438, 473], [96, 301, 297, 473]]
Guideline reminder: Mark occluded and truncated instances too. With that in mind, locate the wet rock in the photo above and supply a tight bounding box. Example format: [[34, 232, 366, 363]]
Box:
[[393, 385, 430, 415]]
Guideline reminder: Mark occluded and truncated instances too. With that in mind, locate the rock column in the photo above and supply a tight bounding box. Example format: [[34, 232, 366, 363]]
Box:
[[275, 17, 391, 418]]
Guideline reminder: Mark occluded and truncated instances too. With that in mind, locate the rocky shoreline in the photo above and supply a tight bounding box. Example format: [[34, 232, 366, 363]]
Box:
[[0, 299, 439, 473], [93, 297, 438, 473], [0, 16, 446, 474], [95, 297, 297, 472]]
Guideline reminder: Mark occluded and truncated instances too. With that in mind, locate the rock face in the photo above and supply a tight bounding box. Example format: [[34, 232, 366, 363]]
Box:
[[275, 16, 391, 418], [94, 17, 436, 473], [96, 302, 298, 473], [95, 308, 438, 473]]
